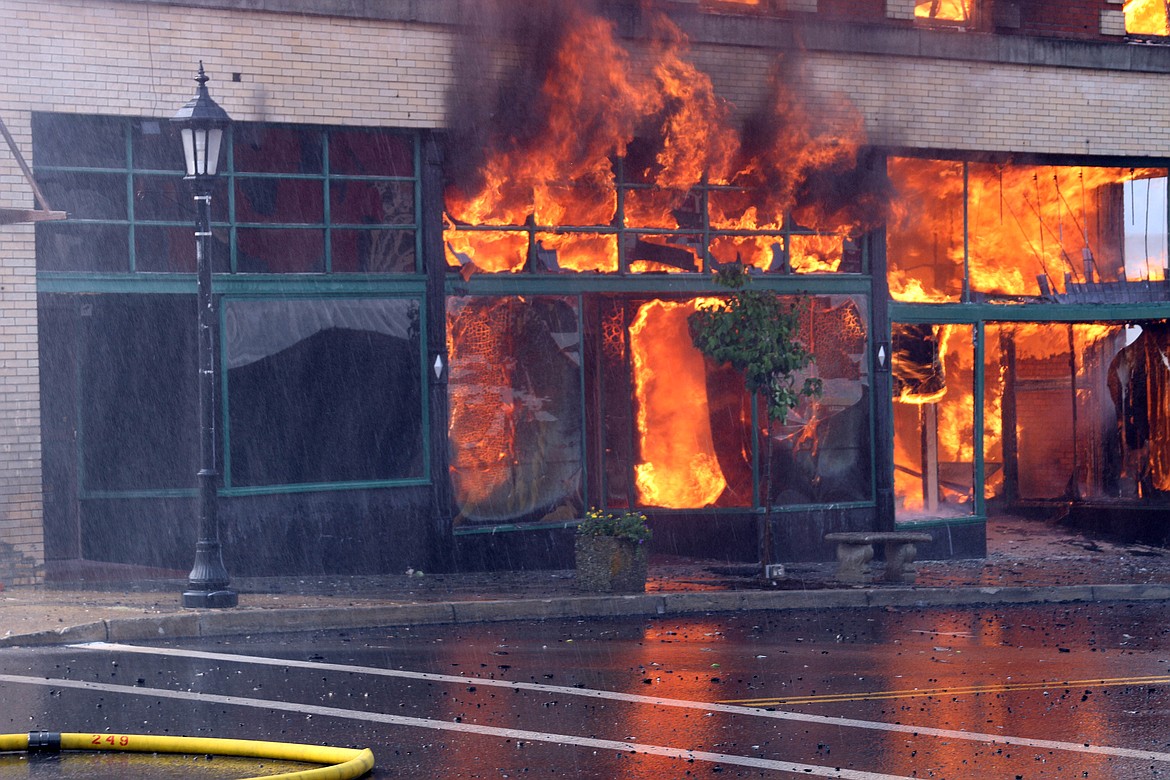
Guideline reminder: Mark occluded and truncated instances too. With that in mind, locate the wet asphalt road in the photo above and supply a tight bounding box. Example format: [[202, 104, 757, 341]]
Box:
[[2, 602, 1170, 778]]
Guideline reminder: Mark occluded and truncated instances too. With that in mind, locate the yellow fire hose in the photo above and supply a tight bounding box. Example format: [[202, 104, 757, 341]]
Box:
[[0, 731, 374, 780]]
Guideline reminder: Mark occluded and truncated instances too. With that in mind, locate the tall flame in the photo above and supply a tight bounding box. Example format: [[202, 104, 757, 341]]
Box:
[[629, 299, 728, 508]]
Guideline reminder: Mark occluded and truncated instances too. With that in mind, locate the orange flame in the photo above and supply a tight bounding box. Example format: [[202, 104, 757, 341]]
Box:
[[915, 0, 972, 21], [890, 158, 1165, 301], [1126, 0, 1170, 35], [445, 7, 872, 277], [894, 321, 1132, 514], [444, 7, 747, 274], [629, 299, 728, 508], [444, 4, 875, 514]]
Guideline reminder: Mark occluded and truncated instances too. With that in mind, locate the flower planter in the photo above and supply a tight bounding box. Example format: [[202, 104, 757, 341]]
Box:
[[574, 535, 648, 593]]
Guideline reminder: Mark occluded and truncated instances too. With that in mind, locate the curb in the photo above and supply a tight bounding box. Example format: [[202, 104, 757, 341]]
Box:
[[2, 583, 1168, 649]]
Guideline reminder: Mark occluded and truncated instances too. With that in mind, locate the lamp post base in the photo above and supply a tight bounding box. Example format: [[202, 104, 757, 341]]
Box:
[[182, 588, 238, 609]]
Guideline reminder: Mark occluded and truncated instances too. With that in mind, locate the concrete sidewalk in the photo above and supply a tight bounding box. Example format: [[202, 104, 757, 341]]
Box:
[[3, 516, 1169, 648]]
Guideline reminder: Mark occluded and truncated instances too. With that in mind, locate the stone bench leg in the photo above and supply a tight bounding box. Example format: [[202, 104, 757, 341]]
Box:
[[882, 541, 920, 584], [834, 543, 873, 583]]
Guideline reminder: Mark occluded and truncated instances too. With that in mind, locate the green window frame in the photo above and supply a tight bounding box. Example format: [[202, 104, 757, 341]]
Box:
[[34, 114, 429, 499], [33, 114, 422, 277]]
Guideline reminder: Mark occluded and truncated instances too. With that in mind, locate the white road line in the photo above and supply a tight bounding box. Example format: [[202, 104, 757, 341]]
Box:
[[74, 641, 1170, 763], [0, 673, 913, 780]]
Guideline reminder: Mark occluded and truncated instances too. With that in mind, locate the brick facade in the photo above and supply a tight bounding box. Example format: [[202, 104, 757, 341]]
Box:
[[3, 0, 1170, 581], [0, 0, 457, 585], [0, 220, 40, 585]]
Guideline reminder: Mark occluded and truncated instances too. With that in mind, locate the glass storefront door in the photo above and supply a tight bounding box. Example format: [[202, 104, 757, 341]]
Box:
[[891, 322, 977, 523]]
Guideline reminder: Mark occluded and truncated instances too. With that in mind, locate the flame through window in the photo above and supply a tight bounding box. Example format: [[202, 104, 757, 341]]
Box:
[[1125, 0, 1170, 36]]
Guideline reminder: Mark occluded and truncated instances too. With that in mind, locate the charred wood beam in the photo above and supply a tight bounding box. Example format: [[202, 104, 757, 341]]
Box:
[[629, 238, 698, 272]]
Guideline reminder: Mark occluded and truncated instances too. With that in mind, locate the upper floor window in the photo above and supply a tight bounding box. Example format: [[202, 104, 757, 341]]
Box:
[[33, 114, 420, 275], [1125, 0, 1169, 36], [915, 0, 974, 23]]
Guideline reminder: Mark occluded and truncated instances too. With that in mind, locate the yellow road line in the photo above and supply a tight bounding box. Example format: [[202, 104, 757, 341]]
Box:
[[720, 675, 1170, 707]]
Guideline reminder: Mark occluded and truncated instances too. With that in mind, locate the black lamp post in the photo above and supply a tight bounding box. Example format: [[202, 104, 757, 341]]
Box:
[[172, 62, 237, 609]]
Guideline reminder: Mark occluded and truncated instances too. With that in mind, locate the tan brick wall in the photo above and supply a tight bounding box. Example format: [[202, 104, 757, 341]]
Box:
[[0, 213, 42, 585], [690, 42, 1170, 157], [887, 0, 916, 20], [0, 2, 455, 131], [0, 98, 44, 583], [1100, 9, 1127, 36], [827, 52, 1170, 156]]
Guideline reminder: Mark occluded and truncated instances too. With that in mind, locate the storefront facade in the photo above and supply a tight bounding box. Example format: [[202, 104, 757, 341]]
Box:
[[2, 0, 1170, 583]]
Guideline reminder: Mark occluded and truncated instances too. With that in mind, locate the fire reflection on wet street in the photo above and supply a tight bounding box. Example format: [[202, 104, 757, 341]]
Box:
[[4, 601, 1170, 777]]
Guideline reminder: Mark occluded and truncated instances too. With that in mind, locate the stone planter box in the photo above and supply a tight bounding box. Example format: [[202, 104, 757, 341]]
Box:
[[574, 535, 648, 593]]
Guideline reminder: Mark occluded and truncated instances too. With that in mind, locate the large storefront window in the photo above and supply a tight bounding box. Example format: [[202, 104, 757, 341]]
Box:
[[446, 291, 872, 524], [35, 115, 428, 500], [76, 294, 198, 493], [889, 153, 1170, 524], [224, 298, 424, 488], [42, 294, 427, 496]]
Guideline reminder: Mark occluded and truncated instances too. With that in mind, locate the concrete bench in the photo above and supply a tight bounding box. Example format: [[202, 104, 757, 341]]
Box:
[[823, 531, 933, 584]]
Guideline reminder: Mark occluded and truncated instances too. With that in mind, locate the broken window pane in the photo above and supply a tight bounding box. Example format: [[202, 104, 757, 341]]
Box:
[[629, 297, 747, 508], [984, 322, 1170, 504], [887, 157, 965, 302], [445, 229, 528, 275], [627, 234, 701, 274], [764, 295, 871, 505], [537, 232, 618, 273]]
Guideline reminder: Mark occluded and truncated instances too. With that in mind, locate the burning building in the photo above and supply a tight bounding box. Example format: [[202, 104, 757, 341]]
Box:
[[3, 0, 1170, 583]]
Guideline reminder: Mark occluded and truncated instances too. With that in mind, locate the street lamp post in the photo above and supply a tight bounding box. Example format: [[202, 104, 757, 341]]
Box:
[[172, 62, 237, 609]]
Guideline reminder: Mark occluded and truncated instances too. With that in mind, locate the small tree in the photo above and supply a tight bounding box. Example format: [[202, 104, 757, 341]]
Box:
[[688, 262, 822, 571]]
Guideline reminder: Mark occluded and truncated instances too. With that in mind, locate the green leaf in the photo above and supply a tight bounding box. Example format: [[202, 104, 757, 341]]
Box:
[[688, 262, 821, 425]]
